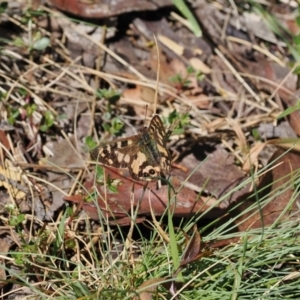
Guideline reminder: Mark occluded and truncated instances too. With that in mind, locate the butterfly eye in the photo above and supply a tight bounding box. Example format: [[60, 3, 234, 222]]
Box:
[[149, 169, 156, 175]]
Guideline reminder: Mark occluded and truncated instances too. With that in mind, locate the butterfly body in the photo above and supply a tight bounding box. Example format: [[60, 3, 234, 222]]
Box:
[[91, 115, 170, 182]]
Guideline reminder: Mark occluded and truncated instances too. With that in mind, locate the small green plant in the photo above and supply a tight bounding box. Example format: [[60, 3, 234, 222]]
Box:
[[96, 88, 121, 103], [96, 88, 121, 114], [167, 110, 190, 136], [5, 204, 25, 227], [24, 102, 37, 116], [13, 31, 50, 52], [95, 165, 105, 181], [12, 246, 38, 266], [39, 110, 54, 132], [95, 89, 123, 136], [9, 214, 25, 226], [252, 128, 261, 141], [5, 93, 55, 132], [102, 116, 124, 136], [20, 9, 46, 24], [94, 165, 120, 193], [85, 136, 98, 150], [187, 65, 205, 81], [169, 73, 191, 89], [7, 107, 20, 125], [169, 66, 205, 90]]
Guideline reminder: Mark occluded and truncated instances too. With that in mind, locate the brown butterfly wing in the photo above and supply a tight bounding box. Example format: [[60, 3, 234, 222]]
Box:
[[91, 115, 170, 181], [90, 135, 140, 169], [147, 115, 171, 177]]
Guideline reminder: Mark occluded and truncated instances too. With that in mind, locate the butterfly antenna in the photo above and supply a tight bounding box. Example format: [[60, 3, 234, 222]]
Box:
[[153, 34, 160, 115], [143, 105, 148, 125]]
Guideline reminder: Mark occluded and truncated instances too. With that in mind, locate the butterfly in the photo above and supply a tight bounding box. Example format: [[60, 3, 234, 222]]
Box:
[[90, 115, 171, 182]]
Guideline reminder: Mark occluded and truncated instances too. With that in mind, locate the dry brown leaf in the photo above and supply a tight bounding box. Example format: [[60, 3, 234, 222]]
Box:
[[158, 34, 184, 56], [242, 142, 266, 172], [0, 238, 10, 282], [237, 148, 300, 231], [179, 225, 202, 268], [65, 166, 212, 225], [189, 57, 211, 74], [227, 118, 247, 153], [173, 145, 249, 208], [137, 277, 168, 300], [50, 0, 172, 18], [0, 162, 26, 199], [0, 130, 10, 151], [150, 48, 187, 86], [42, 137, 85, 169]]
